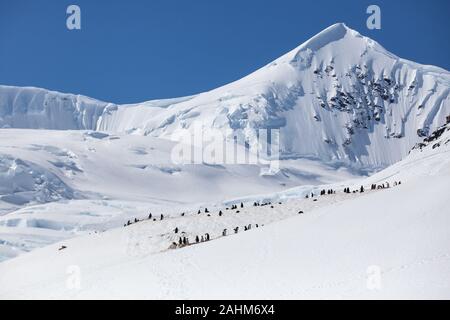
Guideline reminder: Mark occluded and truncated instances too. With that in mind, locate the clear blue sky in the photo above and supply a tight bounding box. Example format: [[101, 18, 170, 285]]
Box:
[[1, 0, 449, 104]]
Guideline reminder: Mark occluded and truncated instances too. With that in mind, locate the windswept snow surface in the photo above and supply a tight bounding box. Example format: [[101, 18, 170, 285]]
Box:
[[0, 123, 449, 299]]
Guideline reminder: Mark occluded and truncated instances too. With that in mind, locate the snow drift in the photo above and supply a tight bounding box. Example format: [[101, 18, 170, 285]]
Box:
[[0, 154, 77, 206]]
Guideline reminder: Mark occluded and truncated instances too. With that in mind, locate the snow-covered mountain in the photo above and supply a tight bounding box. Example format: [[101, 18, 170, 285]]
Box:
[[1, 23, 450, 298], [1, 23, 449, 169]]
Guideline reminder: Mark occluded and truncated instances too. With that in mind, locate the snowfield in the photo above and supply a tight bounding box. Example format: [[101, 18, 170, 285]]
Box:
[[0, 23, 449, 299], [0, 136, 449, 298], [0, 129, 360, 261], [0, 122, 449, 299]]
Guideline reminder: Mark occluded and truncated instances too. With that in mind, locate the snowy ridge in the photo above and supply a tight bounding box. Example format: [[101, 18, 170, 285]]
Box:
[[0, 86, 112, 130]]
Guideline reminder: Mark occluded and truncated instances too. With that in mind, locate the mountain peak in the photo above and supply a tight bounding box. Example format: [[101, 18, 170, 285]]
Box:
[[321, 22, 351, 34], [297, 23, 360, 52]]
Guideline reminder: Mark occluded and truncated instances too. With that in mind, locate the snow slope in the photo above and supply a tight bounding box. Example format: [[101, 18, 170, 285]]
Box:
[[2, 23, 449, 169], [105, 23, 449, 169], [0, 123, 449, 299], [0, 128, 360, 261]]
